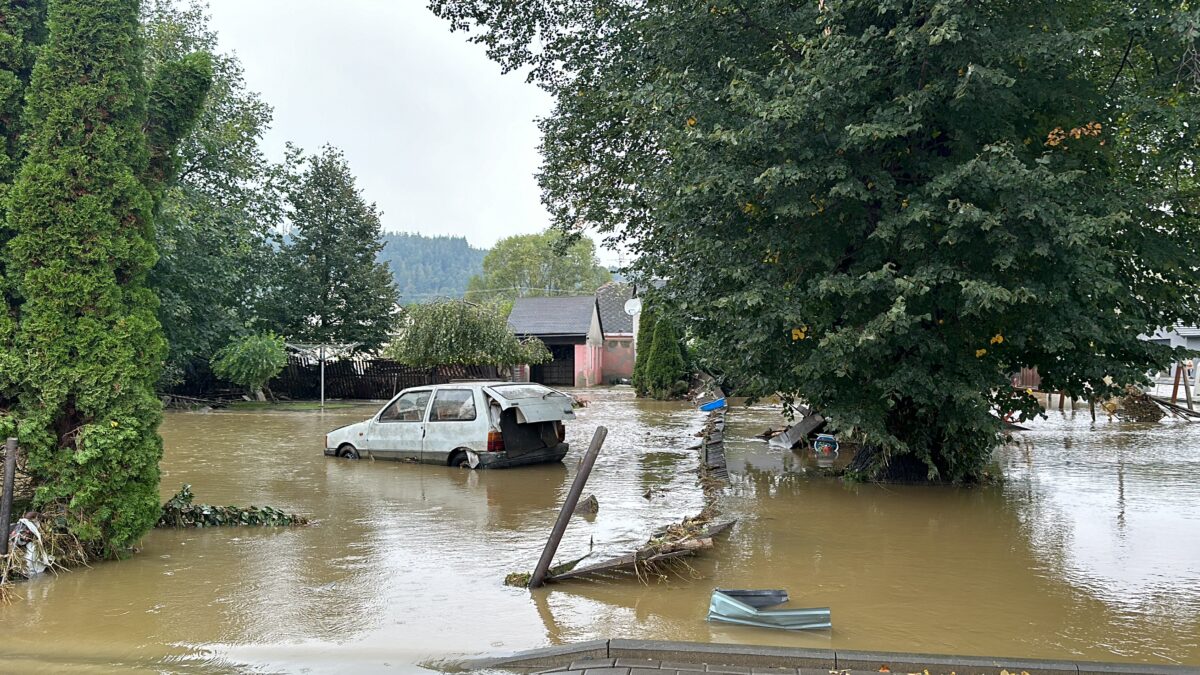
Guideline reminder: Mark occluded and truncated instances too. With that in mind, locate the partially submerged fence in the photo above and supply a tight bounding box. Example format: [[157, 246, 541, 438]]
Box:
[[169, 357, 500, 402], [270, 356, 500, 400]]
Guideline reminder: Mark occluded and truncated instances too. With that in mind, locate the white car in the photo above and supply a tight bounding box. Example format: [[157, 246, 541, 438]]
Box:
[[324, 382, 576, 469]]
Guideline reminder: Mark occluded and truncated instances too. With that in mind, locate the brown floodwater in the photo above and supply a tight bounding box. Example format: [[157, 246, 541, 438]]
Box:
[[0, 388, 1198, 673]]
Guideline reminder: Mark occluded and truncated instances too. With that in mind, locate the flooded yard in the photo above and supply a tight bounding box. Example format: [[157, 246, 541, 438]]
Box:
[[1, 388, 1198, 672]]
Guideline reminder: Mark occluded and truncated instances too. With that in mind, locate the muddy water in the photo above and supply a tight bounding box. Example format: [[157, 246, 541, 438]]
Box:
[[1, 389, 1198, 673]]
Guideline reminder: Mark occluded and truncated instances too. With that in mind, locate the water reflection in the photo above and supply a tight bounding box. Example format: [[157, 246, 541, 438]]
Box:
[[0, 391, 1195, 672]]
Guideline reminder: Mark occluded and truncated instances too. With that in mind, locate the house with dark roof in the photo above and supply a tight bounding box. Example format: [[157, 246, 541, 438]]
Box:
[[596, 282, 636, 383], [507, 296, 605, 387]]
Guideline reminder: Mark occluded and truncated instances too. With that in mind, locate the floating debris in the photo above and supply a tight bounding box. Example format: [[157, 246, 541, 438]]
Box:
[[707, 589, 831, 631], [156, 485, 310, 528], [1117, 388, 1165, 423], [573, 494, 599, 516], [538, 391, 735, 585]]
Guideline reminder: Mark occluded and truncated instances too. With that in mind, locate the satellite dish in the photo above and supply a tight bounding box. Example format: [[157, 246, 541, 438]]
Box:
[[624, 298, 643, 316]]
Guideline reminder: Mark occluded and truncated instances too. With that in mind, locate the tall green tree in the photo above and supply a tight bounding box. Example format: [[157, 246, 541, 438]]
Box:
[[142, 0, 281, 387], [631, 307, 656, 396], [0, 0, 46, 188], [264, 144, 398, 351], [432, 0, 1200, 481], [465, 229, 610, 303], [642, 317, 688, 400], [2, 0, 209, 553], [0, 0, 48, 409]]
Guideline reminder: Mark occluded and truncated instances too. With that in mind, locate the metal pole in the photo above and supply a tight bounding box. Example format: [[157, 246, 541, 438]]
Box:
[[529, 426, 607, 589], [0, 438, 17, 556], [320, 345, 326, 411]]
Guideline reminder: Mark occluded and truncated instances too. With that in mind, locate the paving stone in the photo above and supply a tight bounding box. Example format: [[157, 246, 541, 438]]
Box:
[[610, 640, 835, 671], [629, 670, 666, 675], [571, 659, 617, 670], [582, 669, 630, 675], [615, 659, 661, 668], [706, 666, 752, 674], [659, 662, 708, 672], [1076, 662, 1196, 675], [750, 668, 799, 674]]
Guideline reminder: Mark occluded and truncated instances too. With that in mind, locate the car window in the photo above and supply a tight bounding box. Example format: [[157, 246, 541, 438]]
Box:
[[430, 389, 476, 422], [487, 384, 566, 400], [379, 391, 430, 422]]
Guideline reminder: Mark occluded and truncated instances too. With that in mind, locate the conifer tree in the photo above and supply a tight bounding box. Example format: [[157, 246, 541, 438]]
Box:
[[642, 318, 687, 400], [2, 0, 209, 554], [266, 145, 398, 351], [631, 308, 656, 396]]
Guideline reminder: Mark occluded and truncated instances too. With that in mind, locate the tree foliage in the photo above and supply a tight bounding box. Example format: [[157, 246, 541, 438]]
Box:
[[2, 0, 209, 554], [431, 0, 1200, 481], [210, 332, 287, 398], [378, 232, 487, 302], [142, 0, 281, 387], [387, 300, 551, 367], [260, 145, 399, 352], [465, 229, 610, 303]]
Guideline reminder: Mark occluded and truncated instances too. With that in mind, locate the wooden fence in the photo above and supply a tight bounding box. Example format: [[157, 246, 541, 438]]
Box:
[[270, 357, 500, 400], [169, 357, 500, 401]]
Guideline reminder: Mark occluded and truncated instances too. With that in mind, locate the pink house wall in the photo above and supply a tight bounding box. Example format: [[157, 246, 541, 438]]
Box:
[[574, 343, 603, 387], [601, 336, 635, 382]]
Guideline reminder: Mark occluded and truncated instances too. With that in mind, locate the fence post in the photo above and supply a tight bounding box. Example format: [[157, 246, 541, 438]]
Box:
[[0, 438, 18, 556], [529, 427, 607, 588]]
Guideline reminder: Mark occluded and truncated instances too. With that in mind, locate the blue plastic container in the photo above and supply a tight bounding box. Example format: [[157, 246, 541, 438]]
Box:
[[699, 398, 727, 412]]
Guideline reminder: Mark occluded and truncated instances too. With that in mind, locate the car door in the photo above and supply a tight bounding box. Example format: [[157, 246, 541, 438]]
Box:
[[368, 389, 432, 460], [423, 387, 485, 464]]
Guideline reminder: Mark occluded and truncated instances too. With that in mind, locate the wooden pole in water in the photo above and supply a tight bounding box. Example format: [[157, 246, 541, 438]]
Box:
[[0, 438, 17, 556], [1171, 363, 1183, 404], [1184, 363, 1195, 411], [529, 426, 608, 589]]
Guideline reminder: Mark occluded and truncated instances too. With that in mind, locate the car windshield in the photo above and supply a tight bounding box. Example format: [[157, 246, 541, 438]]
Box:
[[487, 384, 567, 400]]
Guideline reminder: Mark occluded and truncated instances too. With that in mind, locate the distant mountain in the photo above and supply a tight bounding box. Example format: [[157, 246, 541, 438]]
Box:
[[377, 232, 488, 303]]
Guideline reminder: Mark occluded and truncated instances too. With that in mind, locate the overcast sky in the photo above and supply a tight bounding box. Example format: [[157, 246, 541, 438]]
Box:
[[204, 1, 569, 254]]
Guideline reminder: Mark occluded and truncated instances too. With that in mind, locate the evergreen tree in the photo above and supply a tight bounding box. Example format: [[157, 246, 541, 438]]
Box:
[[377, 232, 486, 302], [631, 307, 656, 396], [267, 144, 398, 351], [0, 0, 46, 187], [642, 317, 688, 400], [2, 0, 209, 554], [0, 0, 48, 408]]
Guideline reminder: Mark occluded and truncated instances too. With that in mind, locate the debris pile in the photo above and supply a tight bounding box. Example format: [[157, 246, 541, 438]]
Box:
[[510, 391, 734, 587], [1, 507, 88, 601], [1117, 387, 1166, 423], [156, 484, 310, 528]]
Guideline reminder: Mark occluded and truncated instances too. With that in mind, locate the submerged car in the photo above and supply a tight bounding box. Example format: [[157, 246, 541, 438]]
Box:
[[324, 382, 575, 469]]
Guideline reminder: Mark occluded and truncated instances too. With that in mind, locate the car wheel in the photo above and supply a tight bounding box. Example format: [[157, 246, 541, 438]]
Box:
[[450, 451, 471, 469], [339, 445, 360, 460]]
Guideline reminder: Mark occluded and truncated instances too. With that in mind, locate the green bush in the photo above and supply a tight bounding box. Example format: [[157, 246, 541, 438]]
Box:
[[388, 300, 551, 367], [643, 318, 688, 400], [211, 333, 287, 400]]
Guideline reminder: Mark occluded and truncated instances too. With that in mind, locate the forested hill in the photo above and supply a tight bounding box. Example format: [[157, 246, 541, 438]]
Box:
[[377, 232, 488, 302]]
